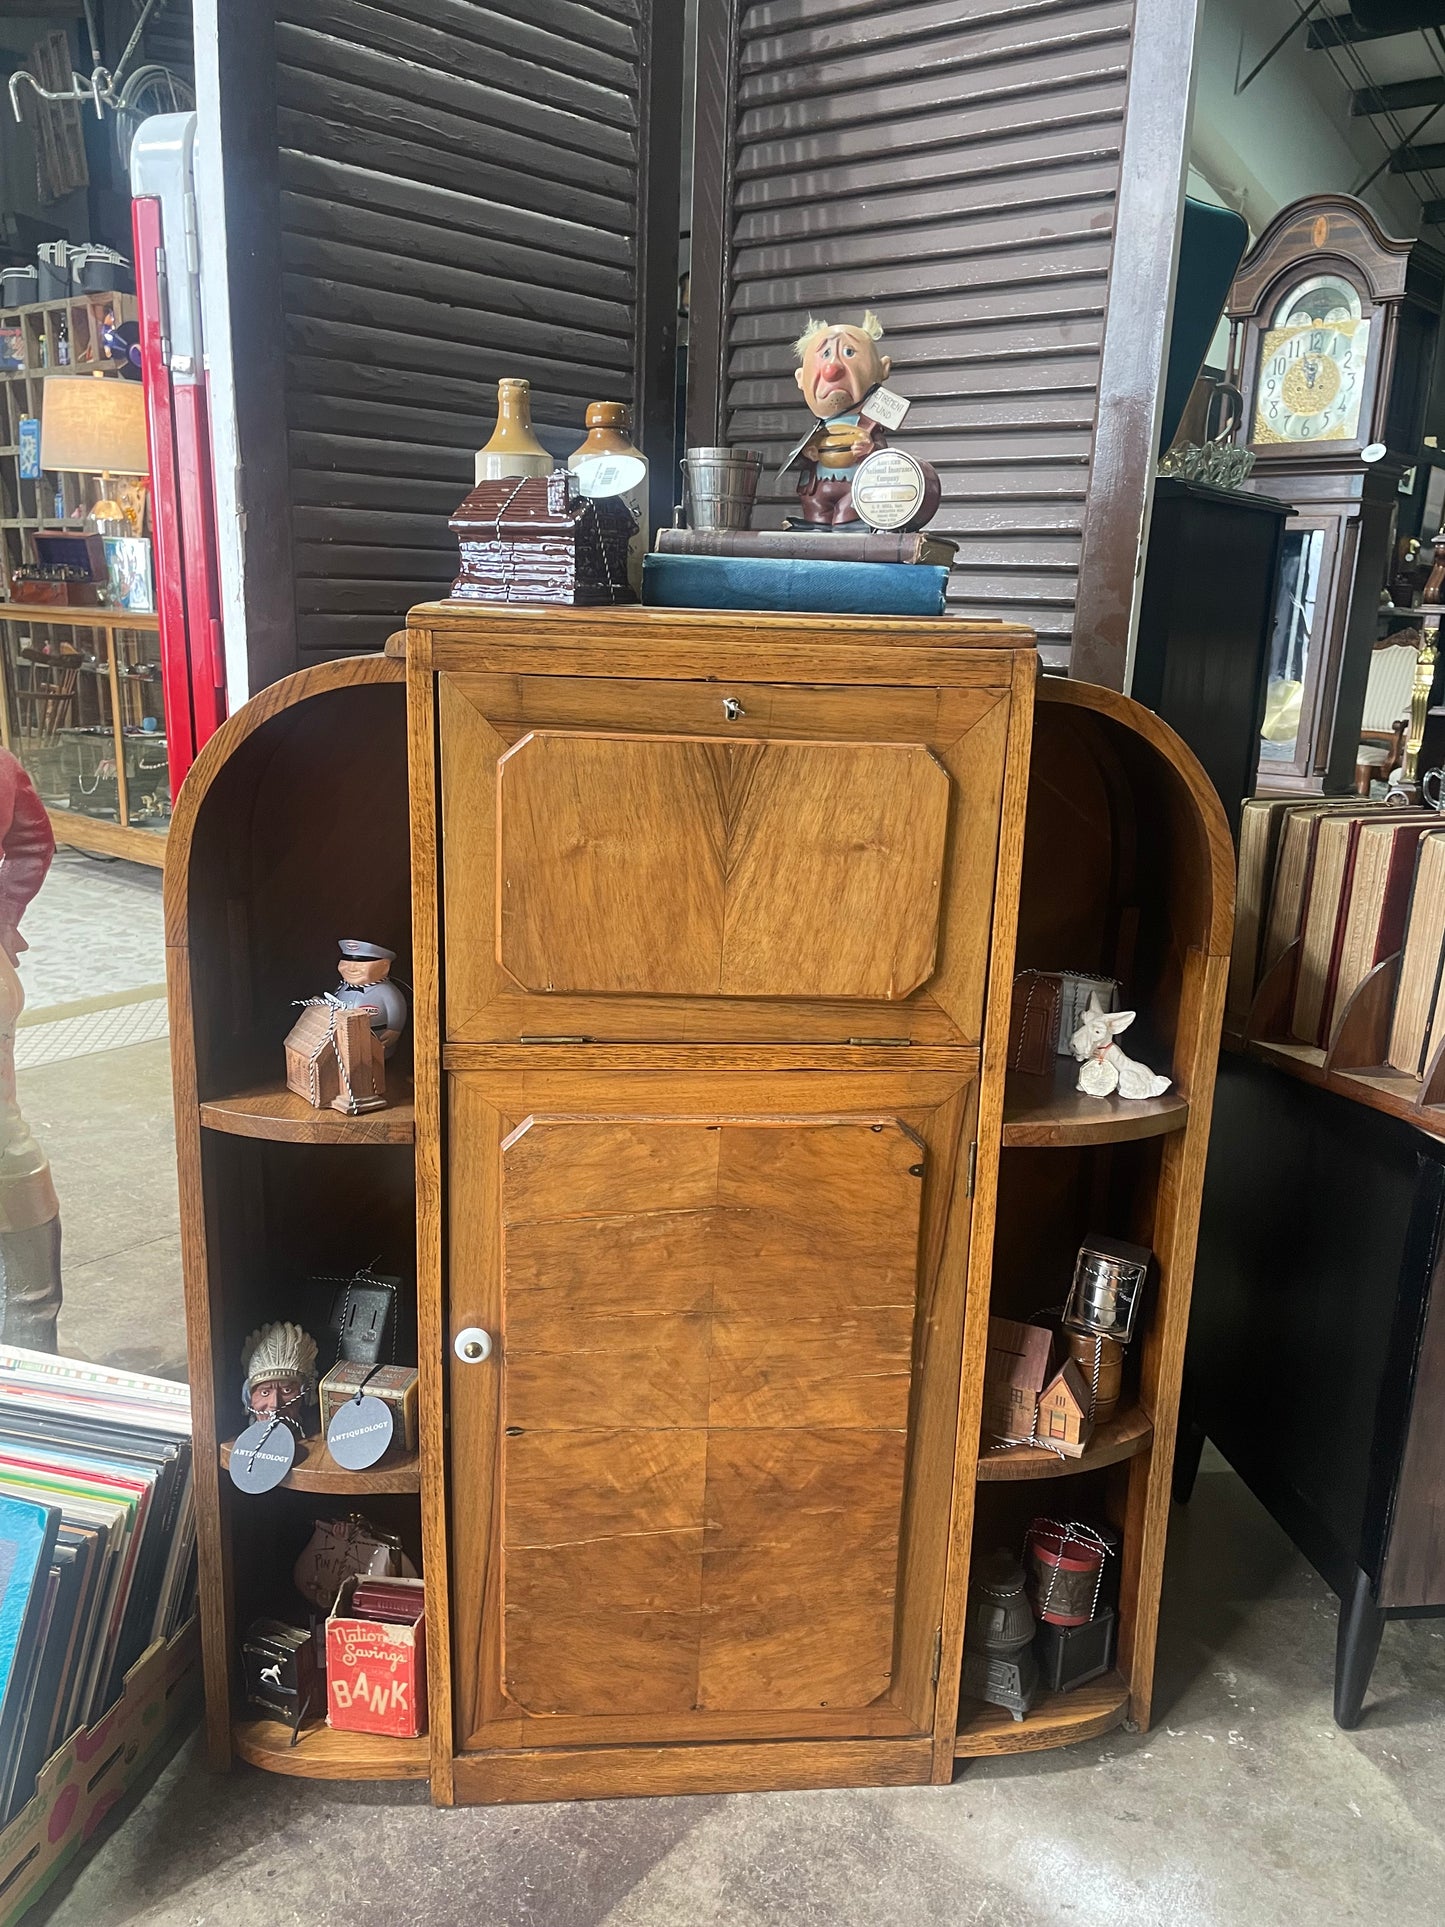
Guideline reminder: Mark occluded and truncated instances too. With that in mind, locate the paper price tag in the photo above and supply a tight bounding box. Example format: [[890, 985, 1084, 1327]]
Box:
[[327, 1394, 395, 1471], [229, 1418, 296, 1493], [573, 452, 648, 499], [859, 385, 911, 431]]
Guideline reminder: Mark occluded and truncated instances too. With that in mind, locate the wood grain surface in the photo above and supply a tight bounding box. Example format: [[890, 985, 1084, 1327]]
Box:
[[499, 1116, 921, 1723], [974, 1405, 1152, 1482], [219, 1435, 421, 1494], [451, 1736, 933, 1805], [441, 671, 1009, 1044], [498, 732, 949, 1001], [233, 1715, 430, 1781], [447, 1067, 975, 1760], [1001, 1059, 1189, 1147], [199, 1077, 415, 1144], [954, 1670, 1130, 1758]]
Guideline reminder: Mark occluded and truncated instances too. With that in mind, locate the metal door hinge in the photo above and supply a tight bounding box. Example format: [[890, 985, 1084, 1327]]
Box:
[[931, 1628, 943, 1686], [966, 1141, 978, 1197], [846, 1036, 910, 1046]]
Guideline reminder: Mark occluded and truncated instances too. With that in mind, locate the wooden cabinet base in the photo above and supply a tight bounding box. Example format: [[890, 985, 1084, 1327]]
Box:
[[451, 1737, 935, 1805], [233, 1716, 429, 1781]]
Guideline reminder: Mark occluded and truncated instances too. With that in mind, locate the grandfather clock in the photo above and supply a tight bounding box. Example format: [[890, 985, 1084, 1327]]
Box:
[[1227, 194, 1443, 792]]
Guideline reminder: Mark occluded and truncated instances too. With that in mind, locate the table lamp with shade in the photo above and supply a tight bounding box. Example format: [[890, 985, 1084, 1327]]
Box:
[[39, 372, 148, 535]]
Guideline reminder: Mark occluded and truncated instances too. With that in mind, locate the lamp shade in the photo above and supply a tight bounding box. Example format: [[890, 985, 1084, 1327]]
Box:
[[39, 374, 148, 475]]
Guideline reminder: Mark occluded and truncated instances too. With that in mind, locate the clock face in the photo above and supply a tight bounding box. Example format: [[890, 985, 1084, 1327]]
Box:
[[1252, 274, 1371, 447]]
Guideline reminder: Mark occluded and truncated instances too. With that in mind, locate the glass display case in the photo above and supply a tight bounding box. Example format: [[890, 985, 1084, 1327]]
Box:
[[0, 604, 168, 861]]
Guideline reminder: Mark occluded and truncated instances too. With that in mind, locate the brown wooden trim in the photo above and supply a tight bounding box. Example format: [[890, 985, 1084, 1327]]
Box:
[[0, 603, 160, 632], [407, 643, 455, 1805], [1071, 0, 1203, 691], [931, 648, 1037, 1782], [453, 1736, 933, 1804], [47, 808, 165, 868], [685, 0, 738, 446]]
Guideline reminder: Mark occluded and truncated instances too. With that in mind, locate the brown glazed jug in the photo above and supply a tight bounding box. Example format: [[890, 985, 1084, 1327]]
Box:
[[475, 378, 551, 484]]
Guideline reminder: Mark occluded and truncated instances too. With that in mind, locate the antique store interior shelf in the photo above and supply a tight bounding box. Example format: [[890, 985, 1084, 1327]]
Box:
[[218, 1435, 421, 1495], [976, 1407, 1153, 1482], [1241, 941, 1445, 1143], [954, 1670, 1131, 1758], [957, 679, 1231, 1756], [198, 1076, 415, 1144], [1002, 1059, 1190, 1147], [232, 1715, 429, 1782]]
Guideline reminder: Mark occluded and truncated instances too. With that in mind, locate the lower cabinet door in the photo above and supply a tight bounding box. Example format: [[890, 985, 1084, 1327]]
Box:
[[446, 1067, 977, 1756]]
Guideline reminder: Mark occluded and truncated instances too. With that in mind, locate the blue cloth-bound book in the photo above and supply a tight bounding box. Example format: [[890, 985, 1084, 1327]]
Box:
[[643, 553, 949, 617]]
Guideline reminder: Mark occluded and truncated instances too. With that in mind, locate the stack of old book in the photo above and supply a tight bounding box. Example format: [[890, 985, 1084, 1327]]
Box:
[[643, 526, 957, 616], [1230, 794, 1445, 1072]]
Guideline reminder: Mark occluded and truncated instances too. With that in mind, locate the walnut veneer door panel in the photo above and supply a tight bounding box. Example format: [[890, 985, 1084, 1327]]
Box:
[[498, 733, 949, 1000], [439, 672, 1012, 1043], [447, 1069, 977, 1754]]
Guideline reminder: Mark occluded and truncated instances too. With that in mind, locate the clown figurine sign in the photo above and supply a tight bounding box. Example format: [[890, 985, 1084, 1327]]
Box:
[[783, 310, 912, 528]]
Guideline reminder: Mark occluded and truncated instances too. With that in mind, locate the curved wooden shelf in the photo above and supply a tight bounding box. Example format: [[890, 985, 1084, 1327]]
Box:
[[1002, 1061, 1189, 1147], [954, 1670, 1130, 1759], [200, 1077, 414, 1145], [220, 1435, 421, 1494], [233, 1714, 429, 1781], [976, 1406, 1153, 1481]]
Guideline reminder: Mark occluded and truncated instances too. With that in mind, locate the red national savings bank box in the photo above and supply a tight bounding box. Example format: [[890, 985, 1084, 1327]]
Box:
[[326, 1576, 427, 1738]]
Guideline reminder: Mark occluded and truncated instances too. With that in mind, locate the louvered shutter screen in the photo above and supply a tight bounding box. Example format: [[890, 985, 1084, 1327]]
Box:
[[269, 0, 674, 662], [689, 0, 1136, 670]]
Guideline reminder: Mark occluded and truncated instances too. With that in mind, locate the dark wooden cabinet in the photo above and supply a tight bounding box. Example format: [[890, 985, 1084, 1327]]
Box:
[[1183, 1049, 1445, 1723], [1133, 477, 1292, 837]]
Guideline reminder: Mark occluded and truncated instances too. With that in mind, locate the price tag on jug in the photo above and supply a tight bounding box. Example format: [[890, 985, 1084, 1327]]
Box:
[[573, 453, 647, 499]]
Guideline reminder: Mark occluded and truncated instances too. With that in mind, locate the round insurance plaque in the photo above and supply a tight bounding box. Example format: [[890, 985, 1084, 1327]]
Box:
[[229, 1418, 296, 1493], [852, 447, 932, 531], [326, 1394, 394, 1471]]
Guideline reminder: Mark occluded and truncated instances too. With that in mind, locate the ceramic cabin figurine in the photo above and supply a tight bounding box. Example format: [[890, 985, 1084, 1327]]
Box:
[[284, 1000, 385, 1115], [450, 470, 634, 604], [1069, 992, 1171, 1101]]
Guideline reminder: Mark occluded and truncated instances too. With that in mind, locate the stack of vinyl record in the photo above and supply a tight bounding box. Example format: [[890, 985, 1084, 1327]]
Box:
[[0, 1348, 196, 1826]]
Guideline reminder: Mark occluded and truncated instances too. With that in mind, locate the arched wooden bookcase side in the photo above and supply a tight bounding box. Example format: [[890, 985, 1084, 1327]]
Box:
[[952, 676, 1234, 1763], [164, 655, 426, 1778]]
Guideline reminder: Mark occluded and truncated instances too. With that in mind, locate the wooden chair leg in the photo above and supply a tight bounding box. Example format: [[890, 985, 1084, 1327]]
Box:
[[1334, 1566, 1385, 1729]]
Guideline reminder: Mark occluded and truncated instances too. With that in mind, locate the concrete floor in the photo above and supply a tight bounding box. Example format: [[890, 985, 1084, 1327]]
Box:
[[28, 1452, 1445, 1927], [20, 856, 1445, 1925]]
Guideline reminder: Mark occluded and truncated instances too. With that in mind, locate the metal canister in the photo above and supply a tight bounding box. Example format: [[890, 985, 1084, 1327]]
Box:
[[680, 446, 763, 531]]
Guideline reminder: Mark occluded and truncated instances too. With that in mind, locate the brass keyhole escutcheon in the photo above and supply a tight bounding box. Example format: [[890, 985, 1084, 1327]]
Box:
[[723, 697, 745, 721]]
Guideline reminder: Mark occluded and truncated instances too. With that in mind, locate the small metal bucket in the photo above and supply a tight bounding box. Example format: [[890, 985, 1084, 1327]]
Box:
[[681, 446, 763, 531]]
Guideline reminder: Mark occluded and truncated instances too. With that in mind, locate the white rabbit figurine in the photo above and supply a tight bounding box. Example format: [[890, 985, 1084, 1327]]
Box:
[[1069, 992, 1171, 1101]]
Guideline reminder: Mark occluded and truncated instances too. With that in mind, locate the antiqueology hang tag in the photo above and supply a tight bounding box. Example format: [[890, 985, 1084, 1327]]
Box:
[[326, 1393, 394, 1471], [229, 1417, 296, 1493]]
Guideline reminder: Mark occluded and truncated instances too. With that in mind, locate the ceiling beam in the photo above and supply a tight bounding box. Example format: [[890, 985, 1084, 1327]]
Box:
[[1389, 141, 1445, 170], [1310, 11, 1419, 43], [1354, 75, 1445, 113]]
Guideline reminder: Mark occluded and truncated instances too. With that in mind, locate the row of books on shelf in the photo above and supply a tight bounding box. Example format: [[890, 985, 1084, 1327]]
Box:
[[1230, 795, 1445, 1076], [0, 1348, 196, 1830]]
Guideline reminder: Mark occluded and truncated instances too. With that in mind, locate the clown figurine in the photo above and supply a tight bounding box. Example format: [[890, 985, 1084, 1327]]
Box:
[[785, 310, 897, 528]]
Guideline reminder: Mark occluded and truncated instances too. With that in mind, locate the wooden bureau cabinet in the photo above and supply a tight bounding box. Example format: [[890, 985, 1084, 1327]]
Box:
[[410, 607, 1036, 1802], [168, 616, 1231, 1803]]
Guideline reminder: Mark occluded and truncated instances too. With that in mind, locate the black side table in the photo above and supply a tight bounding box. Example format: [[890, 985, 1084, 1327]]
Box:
[[1180, 1047, 1445, 1725]]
